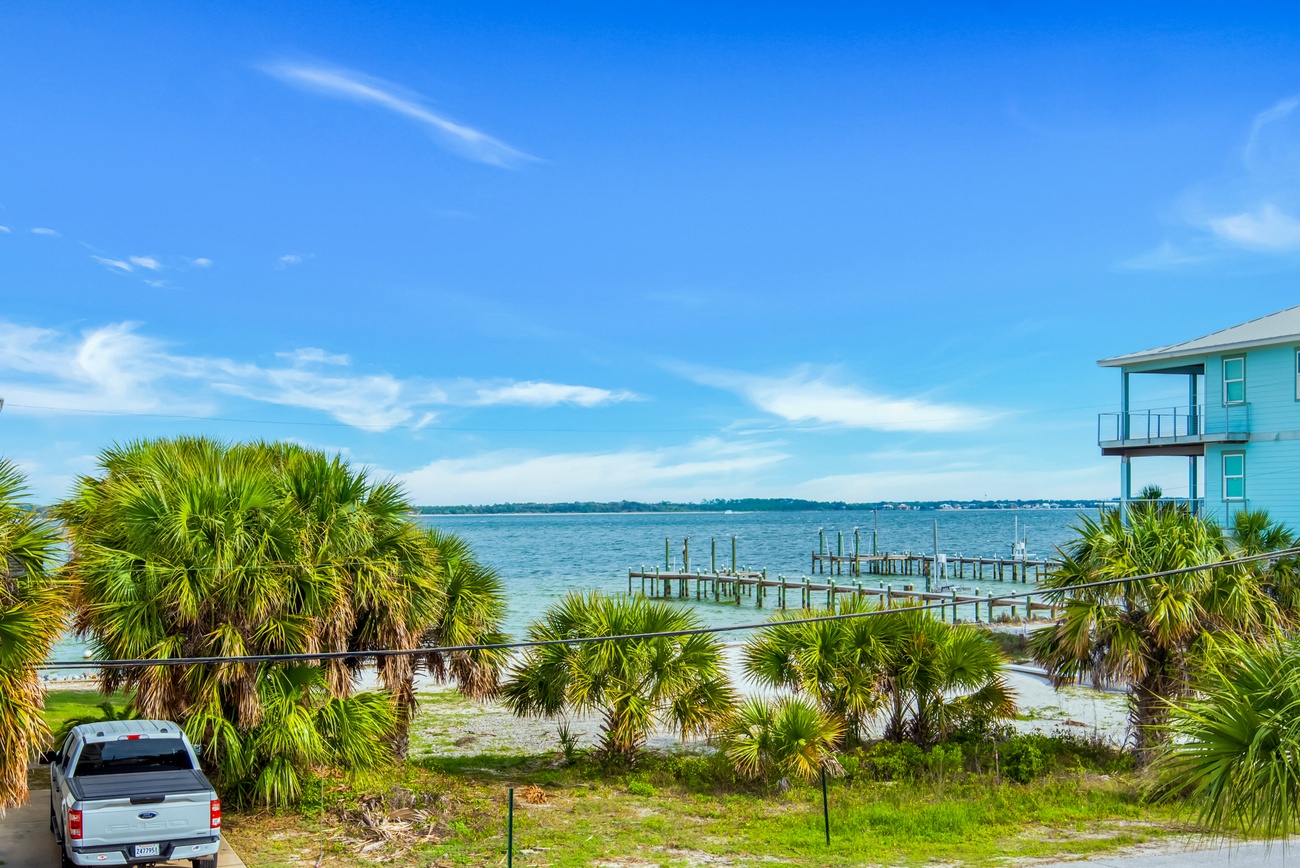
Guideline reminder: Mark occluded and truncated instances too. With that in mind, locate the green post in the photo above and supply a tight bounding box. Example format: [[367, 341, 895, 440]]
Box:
[[507, 787, 514, 868], [628, 568, 632, 595], [987, 592, 994, 622], [683, 537, 690, 573], [732, 535, 737, 573], [665, 537, 671, 571], [711, 537, 716, 574], [821, 764, 830, 845]]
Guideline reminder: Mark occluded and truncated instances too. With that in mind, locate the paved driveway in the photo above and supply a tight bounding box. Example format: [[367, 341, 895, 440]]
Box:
[[1034, 840, 1295, 866], [0, 791, 245, 868]]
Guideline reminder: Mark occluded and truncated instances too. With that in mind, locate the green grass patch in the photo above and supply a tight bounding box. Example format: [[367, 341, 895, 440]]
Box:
[[41, 689, 132, 743], [225, 748, 1192, 868]]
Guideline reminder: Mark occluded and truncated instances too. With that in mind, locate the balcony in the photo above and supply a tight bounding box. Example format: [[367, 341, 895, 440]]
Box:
[[1097, 404, 1250, 455]]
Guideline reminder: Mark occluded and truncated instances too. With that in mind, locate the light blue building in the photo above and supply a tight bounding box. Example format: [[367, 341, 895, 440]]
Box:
[[1099, 305, 1300, 528]]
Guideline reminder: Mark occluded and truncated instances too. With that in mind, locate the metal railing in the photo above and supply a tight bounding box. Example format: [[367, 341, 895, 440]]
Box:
[[1098, 403, 1250, 445]]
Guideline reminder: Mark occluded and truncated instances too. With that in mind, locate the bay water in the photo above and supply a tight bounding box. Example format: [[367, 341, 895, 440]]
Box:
[[50, 508, 1092, 665]]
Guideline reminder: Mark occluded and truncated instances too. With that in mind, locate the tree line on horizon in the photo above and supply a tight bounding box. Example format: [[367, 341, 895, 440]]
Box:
[[411, 497, 1107, 515]]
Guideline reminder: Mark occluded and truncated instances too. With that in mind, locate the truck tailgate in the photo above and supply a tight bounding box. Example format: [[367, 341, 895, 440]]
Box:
[[69, 770, 214, 846]]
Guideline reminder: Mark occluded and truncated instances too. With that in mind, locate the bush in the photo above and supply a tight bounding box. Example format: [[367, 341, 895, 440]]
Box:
[[626, 780, 656, 796], [863, 741, 925, 781], [1001, 738, 1046, 784]]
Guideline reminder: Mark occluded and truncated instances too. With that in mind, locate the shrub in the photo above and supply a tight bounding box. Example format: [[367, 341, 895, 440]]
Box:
[[626, 780, 656, 796], [1001, 738, 1046, 784]]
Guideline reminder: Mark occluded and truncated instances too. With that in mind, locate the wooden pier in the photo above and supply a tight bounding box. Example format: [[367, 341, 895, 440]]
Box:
[[632, 531, 1063, 622], [627, 567, 1059, 622]]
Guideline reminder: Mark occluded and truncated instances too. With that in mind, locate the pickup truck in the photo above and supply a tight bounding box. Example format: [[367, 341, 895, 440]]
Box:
[[41, 719, 221, 868]]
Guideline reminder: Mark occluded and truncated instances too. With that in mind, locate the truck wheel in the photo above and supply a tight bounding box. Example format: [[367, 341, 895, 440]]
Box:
[[59, 843, 75, 868], [192, 856, 218, 868]]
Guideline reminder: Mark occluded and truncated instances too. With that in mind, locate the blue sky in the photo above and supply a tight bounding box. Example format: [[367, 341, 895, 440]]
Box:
[[4, 3, 1300, 504]]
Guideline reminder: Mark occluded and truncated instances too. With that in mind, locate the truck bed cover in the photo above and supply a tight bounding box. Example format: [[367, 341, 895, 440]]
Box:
[[66, 769, 214, 803]]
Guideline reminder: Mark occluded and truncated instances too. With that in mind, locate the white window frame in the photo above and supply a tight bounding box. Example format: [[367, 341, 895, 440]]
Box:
[[1294, 349, 1300, 401], [1223, 356, 1246, 405], [1222, 452, 1245, 501]]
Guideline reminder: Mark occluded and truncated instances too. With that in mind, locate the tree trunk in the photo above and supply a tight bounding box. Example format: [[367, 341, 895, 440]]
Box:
[[1131, 662, 1175, 768]]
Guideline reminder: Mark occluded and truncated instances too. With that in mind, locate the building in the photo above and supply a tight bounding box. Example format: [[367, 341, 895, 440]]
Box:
[[1098, 304, 1300, 527]]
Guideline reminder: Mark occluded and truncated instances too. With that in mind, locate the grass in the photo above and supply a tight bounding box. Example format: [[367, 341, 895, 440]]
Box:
[[223, 748, 1190, 867], [40, 688, 132, 741]]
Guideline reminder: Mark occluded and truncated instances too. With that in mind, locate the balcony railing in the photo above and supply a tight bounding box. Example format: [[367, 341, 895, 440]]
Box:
[[1098, 403, 1250, 447], [1121, 497, 1207, 516]]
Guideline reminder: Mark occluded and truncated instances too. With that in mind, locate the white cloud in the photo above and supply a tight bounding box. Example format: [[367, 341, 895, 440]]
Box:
[[0, 320, 638, 431], [263, 61, 536, 169], [0, 225, 10, 233], [689, 366, 994, 432], [277, 254, 305, 268], [31, 227, 60, 237], [278, 347, 351, 366], [396, 439, 787, 504], [91, 255, 133, 272], [473, 381, 637, 407], [1207, 203, 1300, 250], [129, 255, 162, 270], [191, 257, 213, 268], [1137, 95, 1300, 262]]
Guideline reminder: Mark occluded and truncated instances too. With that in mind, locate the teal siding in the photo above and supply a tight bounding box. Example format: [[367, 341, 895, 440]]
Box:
[[1199, 344, 1300, 531]]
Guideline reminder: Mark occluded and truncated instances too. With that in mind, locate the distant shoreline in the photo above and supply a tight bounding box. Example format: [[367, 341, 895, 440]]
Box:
[[410, 499, 1108, 516]]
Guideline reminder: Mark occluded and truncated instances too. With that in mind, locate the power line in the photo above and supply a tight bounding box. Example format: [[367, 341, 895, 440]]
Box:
[[34, 545, 1300, 671]]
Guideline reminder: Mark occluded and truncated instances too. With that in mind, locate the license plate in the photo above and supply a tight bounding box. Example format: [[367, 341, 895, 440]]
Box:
[[134, 844, 161, 858]]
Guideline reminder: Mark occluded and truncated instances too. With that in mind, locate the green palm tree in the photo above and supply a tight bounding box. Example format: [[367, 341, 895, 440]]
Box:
[[741, 595, 895, 745], [724, 695, 844, 782], [1225, 509, 1300, 614], [502, 592, 736, 762], [881, 613, 1015, 746], [55, 437, 508, 803], [1031, 505, 1281, 765], [1154, 635, 1300, 838], [743, 603, 1012, 747], [0, 459, 66, 811]]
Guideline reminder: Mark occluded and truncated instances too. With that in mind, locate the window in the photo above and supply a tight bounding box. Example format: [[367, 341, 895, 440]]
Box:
[[1223, 356, 1245, 404], [73, 738, 193, 777], [1223, 453, 1245, 501]]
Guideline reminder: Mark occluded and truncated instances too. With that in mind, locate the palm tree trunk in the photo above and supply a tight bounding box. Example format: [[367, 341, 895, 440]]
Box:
[[1131, 663, 1175, 767]]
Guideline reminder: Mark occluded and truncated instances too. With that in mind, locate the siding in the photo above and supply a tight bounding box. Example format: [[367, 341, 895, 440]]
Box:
[[1201, 344, 1300, 531]]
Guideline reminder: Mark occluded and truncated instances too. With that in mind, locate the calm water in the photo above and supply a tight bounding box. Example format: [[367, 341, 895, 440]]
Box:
[[51, 508, 1092, 664], [416, 508, 1090, 636]]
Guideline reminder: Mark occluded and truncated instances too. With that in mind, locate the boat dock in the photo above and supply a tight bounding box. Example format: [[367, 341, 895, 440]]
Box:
[[629, 531, 1063, 622], [627, 567, 1058, 621]]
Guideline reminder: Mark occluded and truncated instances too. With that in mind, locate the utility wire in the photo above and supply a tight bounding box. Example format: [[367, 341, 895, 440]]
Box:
[[34, 545, 1300, 671]]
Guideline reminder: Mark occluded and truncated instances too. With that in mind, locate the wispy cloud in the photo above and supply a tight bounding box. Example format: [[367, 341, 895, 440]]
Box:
[[91, 255, 133, 272], [263, 61, 536, 169], [190, 257, 213, 268], [473, 381, 638, 407], [277, 253, 307, 268], [31, 227, 60, 237], [0, 226, 10, 233], [685, 365, 994, 433], [0, 320, 637, 430], [1128, 95, 1300, 266], [129, 255, 162, 270], [395, 439, 787, 504]]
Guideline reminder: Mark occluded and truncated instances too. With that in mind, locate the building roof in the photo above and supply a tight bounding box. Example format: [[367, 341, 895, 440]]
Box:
[[1098, 304, 1300, 368]]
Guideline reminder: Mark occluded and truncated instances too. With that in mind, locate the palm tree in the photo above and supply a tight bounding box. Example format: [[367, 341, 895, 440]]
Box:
[[55, 437, 508, 802], [880, 613, 1015, 746], [0, 459, 66, 811], [742, 595, 895, 745], [502, 592, 736, 763], [743, 603, 1013, 747], [724, 695, 844, 783], [1225, 509, 1300, 614], [1154, 635, 1300, 838], [1031, 505, 1281, 765]]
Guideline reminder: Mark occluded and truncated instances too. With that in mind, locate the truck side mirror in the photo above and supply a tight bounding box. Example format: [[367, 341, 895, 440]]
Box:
[[38, 750, 57, 765]]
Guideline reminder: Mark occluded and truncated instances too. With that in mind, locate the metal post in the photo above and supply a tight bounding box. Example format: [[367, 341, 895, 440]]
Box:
[[1120, 455, 1132, 521], [507, 788, 514, 868], [930, 519, 938, 594], [821, 764, 830, 845]]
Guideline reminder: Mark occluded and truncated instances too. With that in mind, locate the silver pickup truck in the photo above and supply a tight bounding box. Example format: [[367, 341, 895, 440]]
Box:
[[41, 719, 221, 868]]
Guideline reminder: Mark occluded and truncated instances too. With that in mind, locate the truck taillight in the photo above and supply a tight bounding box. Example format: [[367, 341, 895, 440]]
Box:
[[210, 798, 221, 829], [69, 809, 83, 839]]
